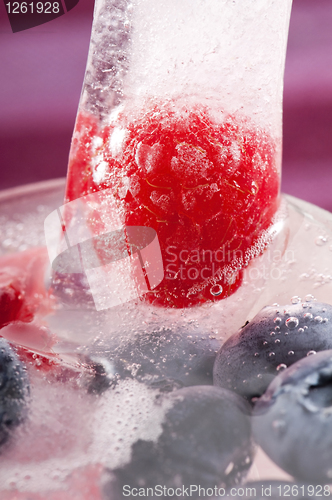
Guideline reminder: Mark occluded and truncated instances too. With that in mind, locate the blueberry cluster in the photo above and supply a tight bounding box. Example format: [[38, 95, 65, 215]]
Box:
[[214, 299, 332, 484], [98, 299, 332, 497], [89, 326, 254, 497]]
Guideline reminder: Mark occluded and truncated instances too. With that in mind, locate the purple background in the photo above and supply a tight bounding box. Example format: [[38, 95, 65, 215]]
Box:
[[0, 0, 332, 211]]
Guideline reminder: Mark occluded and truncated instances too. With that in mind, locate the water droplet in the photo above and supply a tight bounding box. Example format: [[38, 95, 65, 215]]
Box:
[[269, 352, 276, 357], [210, 284, 223, 296], [270, 331, 275, 336], [284, 310, 291, 317], [314, 316, 323, 323], [254, 352, 260, 357], [275, 326, 280, 332], [286, 317, 299, 329], [288, 351, 295, 356], [263, 341, 268, 346], [272, 419, 285, 429], [305, 294, 315, 302], [272, 419, 286, 436], [315, 236, 328, 246], [304, 326, 308, 330], [275, 339, 281, 344], [304, 313, 313, 321], [251, 181, 259, 195], [225, 462, 234, 475], [298, 328, 304, 333], [257, 374, 262, 379], [274, 317, 282, 324], [323, 318, 329, 323], [291, 296, 301, 304], [242, 380, 247, 384], [277, 364, 287, 372], [272, 303, 280, 307], [307, 350, 317, 356]]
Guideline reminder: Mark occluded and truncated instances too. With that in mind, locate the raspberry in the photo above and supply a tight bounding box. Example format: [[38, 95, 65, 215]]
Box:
[[0, 247, 52, 328], [66, 103, 279, 308]]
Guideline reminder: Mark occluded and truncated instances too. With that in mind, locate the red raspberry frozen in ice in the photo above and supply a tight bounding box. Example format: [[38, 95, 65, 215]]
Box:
[[66, 103, 279, 308], [0, 247, 51, 328]]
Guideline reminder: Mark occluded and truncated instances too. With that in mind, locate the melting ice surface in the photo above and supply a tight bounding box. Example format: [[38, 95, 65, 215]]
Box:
[[1, 181, 332, 494]]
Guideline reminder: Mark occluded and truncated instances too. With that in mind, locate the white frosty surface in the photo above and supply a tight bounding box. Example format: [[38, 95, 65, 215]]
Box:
[[0, 378, 172, 493]]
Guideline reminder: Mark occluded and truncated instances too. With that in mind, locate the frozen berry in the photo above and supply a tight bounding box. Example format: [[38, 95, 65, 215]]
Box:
[[0, 338, 29, 446], [0, 247, 52, 328], [213, 301, 332, 403], [103, 386, 253, 497], [253, 350, 332, 483], [89, 326, 221, 391], [66, 103, 279, 308]]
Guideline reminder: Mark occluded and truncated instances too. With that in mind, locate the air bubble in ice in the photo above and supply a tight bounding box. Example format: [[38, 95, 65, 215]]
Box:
[[225, 462, 234, 475], [305, 294, 315, 302], [210, 284, 223, 296], [315, 236, 328, 246], [272, 419, 285, 431], [285, 317, 299, 329], [2, 238, 13, 248]]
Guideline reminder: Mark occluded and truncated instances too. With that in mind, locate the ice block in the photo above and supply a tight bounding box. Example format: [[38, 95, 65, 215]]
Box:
[[63, 0, 293, 309]]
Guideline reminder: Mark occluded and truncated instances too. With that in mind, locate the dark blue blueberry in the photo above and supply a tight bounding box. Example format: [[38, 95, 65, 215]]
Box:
[[253, 350, 332, 483], [213, 301, 332, 403], [0, 338, 29, 446], [103, 386, 253, 499], [88, 326, 221, 392]]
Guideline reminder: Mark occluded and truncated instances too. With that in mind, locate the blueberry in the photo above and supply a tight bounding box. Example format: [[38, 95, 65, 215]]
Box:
[[213, 301, 332, 403], [0, 338, 29, 446], [89, 326, 221, 391], [253, 350, 332, 483], [103, 386, 253, 498]]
